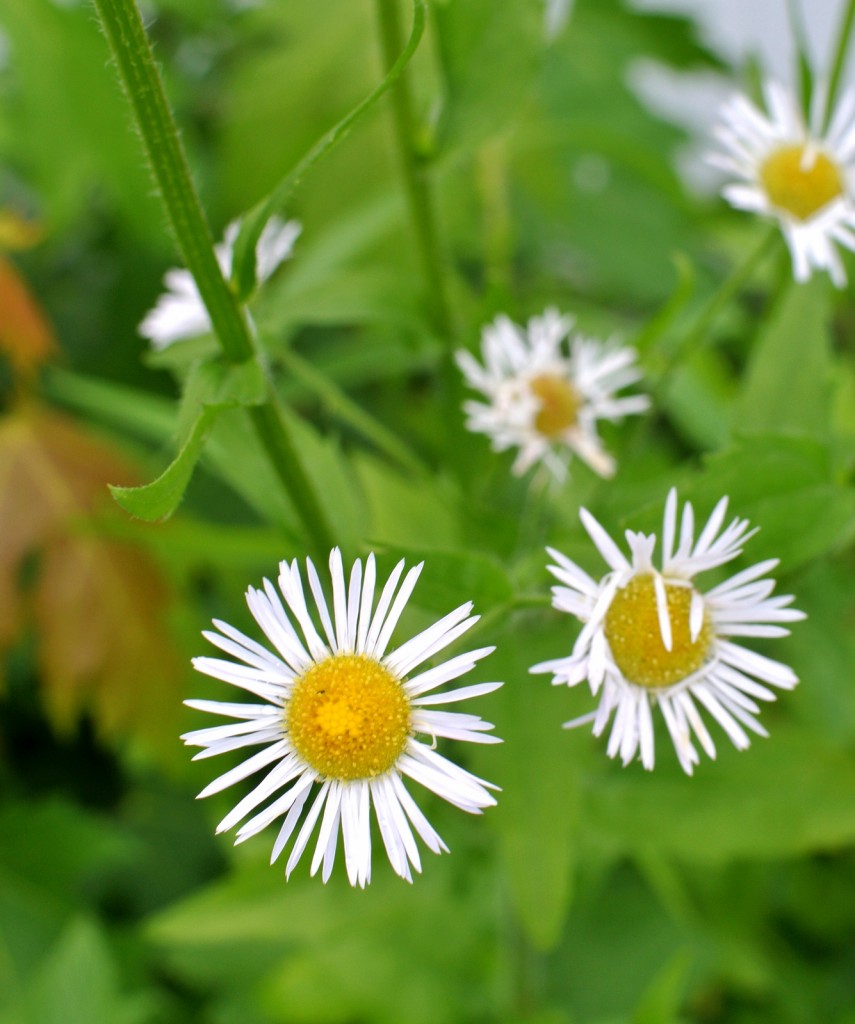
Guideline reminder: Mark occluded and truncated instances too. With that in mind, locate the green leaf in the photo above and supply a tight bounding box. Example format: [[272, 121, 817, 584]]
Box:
[[585, 726, 855, 864], [661, 348, 734, 451], [44, 369, 175, 443], [354, 453, 460, 549], [147, 862, 500, 1024], [0, 918, 151, 1024], [631, 949, 692, 1024], [0, 800, 137, 1001], [373, 546, 513, 616], [177, 355, 267, 442], [434, 0, 543, 156], [735, 276, 834, 437], [0, 0, 160, 237], [109, 407, 218, 522], [229, 0, 427, 299], [110, 356, 268, 522], [685, 435, 855, 570], [479, 613, 581, 950]]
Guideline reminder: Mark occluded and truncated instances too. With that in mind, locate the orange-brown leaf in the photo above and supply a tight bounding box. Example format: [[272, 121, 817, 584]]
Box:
[[0, 407, 185, 751], [0, 257, 57, 376]]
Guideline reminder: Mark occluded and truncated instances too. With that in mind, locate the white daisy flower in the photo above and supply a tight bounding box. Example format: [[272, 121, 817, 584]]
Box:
[[183, 549, 501, 886], [139, 216, 301, 349], [456, 308, 649, 481], [709, 79, 855, 286], [544, 0, 573, 41], [531, 489, 805, 775]]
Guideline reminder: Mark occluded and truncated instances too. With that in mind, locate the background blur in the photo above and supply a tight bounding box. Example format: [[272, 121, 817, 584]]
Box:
[[1, 0, 855, 1022]]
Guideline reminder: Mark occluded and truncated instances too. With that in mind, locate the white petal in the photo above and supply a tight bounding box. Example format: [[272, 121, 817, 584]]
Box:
[[580, 508, 630, 571]]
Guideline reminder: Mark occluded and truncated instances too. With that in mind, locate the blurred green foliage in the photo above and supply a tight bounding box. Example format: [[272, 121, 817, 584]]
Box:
[[1, 0, 855, 1021]]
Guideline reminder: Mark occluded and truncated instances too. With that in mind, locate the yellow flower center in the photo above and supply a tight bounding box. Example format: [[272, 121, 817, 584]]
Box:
[[759, 144, 844, 221], [603, 573, 713, 689], [287, 654, 411, 780], [529, 373, 581, 438]]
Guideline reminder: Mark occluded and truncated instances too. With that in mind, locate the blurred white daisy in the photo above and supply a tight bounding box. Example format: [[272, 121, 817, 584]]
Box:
[[531, 489, 804, 774], [709, 79, 855, 286], [544, 0, 573, 40], [139, 216, 301, 349], [183, 549, 501, 886], [456, 308, 649, 481]]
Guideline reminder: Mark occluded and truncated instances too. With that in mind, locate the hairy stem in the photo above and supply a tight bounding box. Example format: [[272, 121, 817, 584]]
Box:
[[91, 0, 335, 556]]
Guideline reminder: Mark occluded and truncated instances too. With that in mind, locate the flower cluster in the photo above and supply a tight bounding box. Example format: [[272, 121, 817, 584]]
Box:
[[180, 74, 817, 888]]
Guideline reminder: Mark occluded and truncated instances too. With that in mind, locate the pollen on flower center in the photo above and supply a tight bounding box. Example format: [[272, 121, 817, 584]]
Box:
[[287, 654, 411, 781], [603, 573, 713, 689], [759, 144, 844, 221], [529, 373, 580, 437]]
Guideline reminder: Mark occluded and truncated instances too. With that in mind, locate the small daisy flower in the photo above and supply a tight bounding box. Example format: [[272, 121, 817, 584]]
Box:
[[709, 79, 855, 286], [531, 489, 804, 774], [139, 216, 301, 349], [183, 549, 501, 886], [456, 308, 649, 481], [544, 0, 573, 40]]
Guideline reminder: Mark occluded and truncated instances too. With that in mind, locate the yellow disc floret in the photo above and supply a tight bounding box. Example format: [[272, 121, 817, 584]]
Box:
[[529, 373, 581, 438], [759, 144, 844, 221], [287, 653, 411, 780], [603, 573, 713, 689]]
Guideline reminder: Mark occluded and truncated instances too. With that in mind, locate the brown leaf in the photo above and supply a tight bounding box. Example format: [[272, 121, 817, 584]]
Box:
[[0, 257, 57, 376], [0, 407, 185, 751]]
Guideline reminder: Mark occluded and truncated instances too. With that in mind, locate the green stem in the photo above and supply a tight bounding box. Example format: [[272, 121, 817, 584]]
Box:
[[785, 0, 814, 111], [374, 0, 455, 341], [828, 0, 855, 121], [657, 226, 779, 378], [477, 137, 514, 300], [91, 0, 335, 557], [277, 347, 430, 478], [233, 0, 427, 299]]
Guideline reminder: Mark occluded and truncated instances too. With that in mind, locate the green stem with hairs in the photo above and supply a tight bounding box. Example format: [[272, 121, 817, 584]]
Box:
[[91, 0, 335, 556]]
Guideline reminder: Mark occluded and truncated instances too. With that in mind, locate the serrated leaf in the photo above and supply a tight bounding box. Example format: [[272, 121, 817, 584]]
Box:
[[110, 407, 218, 522], [735, 277, 834, 437]]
